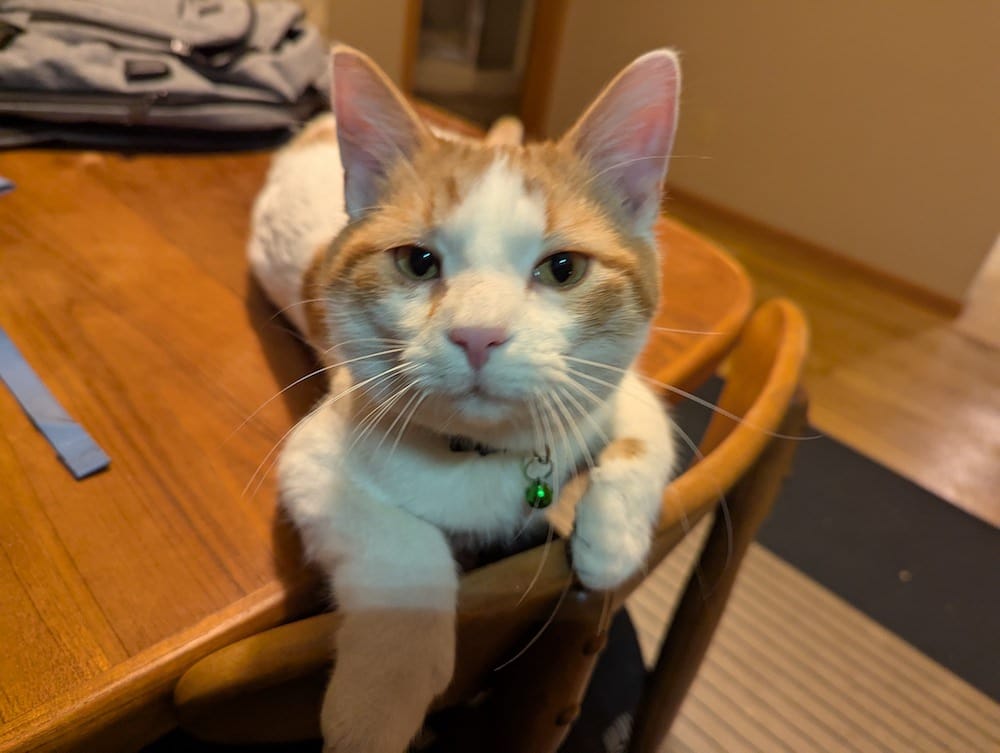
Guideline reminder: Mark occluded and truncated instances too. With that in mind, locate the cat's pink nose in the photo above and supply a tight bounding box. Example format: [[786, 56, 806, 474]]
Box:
[[449, 326, 509, 370]]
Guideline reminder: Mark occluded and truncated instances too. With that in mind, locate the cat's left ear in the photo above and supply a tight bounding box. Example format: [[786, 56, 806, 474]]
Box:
[[562, 49, 680, 236], [331, 45, 431, 220]]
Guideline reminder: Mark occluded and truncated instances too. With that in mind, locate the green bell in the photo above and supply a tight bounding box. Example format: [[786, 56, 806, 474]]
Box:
[[525, 481, 553, 509]]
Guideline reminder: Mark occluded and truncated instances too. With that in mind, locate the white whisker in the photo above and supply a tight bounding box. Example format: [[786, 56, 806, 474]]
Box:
[[555, 382, 610, 450], [549, 388, 597, 475], [228, 362, 339, 444], [374, 386, 423, 457], [228, 347, 407, 442], [320, 336, 409, 357], [667, 419, 733, 600], [649, 325, 723, 336], [515, 522, 555, 608], [582, 153, 710, 191], [244, 362, 417, 497], [562, 355, 819, 441], [242, 399, 327, 500], [347, 375, 412, 454], [387, 390, 429, 461], [266, 297, 327, 323], [494, 574, 574, 671]]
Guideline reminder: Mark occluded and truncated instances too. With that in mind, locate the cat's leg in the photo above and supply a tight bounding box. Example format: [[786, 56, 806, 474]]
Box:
[[319, 507, 457, 753], [279, 402, 458, 753], [570, 370, 676, 589]]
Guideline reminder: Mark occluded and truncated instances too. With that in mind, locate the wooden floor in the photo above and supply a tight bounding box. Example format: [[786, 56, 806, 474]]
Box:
[[627, 520, 1000, 753], [664, 192, 1000, 527]]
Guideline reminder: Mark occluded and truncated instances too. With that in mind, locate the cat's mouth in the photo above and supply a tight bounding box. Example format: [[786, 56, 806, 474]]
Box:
[[449, 372, 514, 402], [456, 384, 511, 405], [436, 383, 521, 427]]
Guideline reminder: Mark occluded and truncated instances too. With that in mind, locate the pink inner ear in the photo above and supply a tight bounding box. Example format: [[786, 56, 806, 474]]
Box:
[[569, 51, 680, 228], [623, 100, 676, 209], [331, 49, 426, 218]]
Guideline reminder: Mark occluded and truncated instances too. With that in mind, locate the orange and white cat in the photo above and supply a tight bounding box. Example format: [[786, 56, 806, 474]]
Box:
[[249, 46, 680, 753]]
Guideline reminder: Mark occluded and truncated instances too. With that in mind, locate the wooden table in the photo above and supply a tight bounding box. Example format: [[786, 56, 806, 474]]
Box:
[[0, 144, 750, 752]]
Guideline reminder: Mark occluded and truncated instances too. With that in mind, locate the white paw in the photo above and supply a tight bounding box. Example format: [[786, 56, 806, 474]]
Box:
[[570, 483, 652, 590]]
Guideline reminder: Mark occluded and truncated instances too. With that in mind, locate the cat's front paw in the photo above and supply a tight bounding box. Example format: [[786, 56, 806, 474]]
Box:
[[320, 608, 454, 753], [570, 483, 652, 590], [321, 680, 429, 753]]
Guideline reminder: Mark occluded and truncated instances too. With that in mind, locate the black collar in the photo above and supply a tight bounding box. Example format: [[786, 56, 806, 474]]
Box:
[[447, 435, 503, 456]]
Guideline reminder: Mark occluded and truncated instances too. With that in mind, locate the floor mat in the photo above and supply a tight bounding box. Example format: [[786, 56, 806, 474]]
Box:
[[671, 378, 999, 700], [627, 534, 999, 753]]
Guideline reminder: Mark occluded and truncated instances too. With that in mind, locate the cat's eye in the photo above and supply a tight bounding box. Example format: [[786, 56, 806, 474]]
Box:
[[533, 251, 589, 288], [393, 245, 441, 281]]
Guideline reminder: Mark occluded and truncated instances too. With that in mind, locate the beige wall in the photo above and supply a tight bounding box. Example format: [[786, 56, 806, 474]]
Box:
[[544, 1, 1000, 301], [297, 0, 410, 84]]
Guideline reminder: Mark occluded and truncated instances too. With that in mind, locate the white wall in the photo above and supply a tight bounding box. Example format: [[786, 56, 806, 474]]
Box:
[[544, 1, 1000, 301]]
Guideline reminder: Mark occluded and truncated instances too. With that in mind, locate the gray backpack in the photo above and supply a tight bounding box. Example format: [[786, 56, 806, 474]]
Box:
[[0, 0, 330, 147]]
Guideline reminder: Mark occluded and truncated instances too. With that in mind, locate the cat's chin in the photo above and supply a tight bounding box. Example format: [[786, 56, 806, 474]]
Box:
[[416, 390, 529, 440], [448, 390, 518, 425]]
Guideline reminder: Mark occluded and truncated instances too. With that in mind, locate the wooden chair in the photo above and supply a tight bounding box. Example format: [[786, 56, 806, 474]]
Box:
[[173, 278, 809, 752]]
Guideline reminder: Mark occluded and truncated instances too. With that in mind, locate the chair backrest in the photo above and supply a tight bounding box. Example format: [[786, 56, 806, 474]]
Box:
[[445, 298, 808, 685], [174, 297, 809, 746], [655, 297, 808, 540]]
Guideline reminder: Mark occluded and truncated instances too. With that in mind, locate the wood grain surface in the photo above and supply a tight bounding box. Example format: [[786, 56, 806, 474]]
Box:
[[0, 143, 751, 752], [0, 148, 323, 753]]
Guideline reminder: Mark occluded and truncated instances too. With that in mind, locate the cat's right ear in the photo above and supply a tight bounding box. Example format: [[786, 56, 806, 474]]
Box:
[[331, 45, 430, 220]]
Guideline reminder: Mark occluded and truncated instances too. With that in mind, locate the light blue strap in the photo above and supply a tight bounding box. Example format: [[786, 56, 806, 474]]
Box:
[[0, 326, 110, 479]]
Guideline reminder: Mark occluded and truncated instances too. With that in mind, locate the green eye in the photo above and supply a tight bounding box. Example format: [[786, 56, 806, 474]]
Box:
[[393, 245, 441, 281], [533, 251, 589, 288]]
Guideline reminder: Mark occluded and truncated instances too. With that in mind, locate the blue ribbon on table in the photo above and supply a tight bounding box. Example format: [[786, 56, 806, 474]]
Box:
[[0, 326, 110, 480]]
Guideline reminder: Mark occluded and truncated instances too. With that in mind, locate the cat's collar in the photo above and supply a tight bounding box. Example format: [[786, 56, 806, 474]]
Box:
[[447, 436, 555, 508], [447, 435, 503, 456]]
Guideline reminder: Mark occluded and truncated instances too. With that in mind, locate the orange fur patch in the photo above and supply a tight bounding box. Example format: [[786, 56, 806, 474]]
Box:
[[303, 241, 332, 347], [484, 115, 524, 147], [600, 438, 646, 462]]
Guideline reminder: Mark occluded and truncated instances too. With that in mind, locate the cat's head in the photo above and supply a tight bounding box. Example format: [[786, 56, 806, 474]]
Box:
[[309, 46, 680, 445]]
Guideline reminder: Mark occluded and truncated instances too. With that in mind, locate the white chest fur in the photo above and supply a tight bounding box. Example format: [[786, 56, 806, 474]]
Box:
[[355, 430, 540, 539], [277, 392, 598, 571]]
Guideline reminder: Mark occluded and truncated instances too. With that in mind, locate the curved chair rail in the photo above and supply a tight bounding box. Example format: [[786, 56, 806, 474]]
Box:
[[174, 297, 809, 745]]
